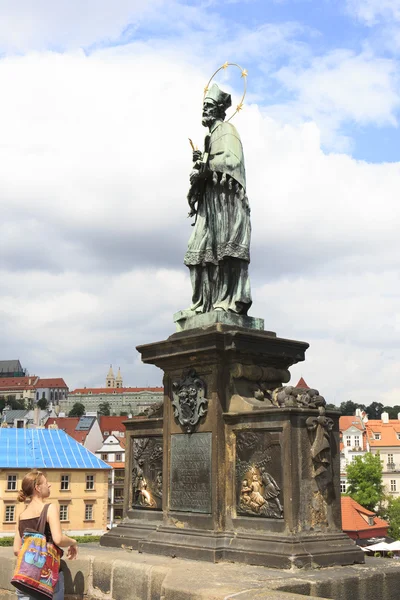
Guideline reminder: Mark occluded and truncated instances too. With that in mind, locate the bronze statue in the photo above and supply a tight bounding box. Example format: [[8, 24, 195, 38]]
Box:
[[184, 81, 252, 315]]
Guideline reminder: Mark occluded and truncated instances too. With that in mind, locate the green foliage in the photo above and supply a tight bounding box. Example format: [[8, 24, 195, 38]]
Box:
[[0, 396, 6, 413], [339, 400, 366, 416], [119, 411, 129, 416], [6, 395, 25, 410], [325, 403, 338, 411], [0, 535, 101, 546], [383, 496, 400, 540], [37, 397, 49, 410], [68, 402, 86, 417], [382, 405, 400, 419], [365, 402, 384, 420], [73, 535, 101, 543], [346, 452, 384, 511], [98, 402, 111, 416], [0, 537, 13, 546]]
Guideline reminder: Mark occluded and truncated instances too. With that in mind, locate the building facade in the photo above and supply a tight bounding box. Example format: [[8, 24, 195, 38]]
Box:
[[339, 412, 368, 493], [366, 412, 400, 498], [62, 387, 163, 416], [0, 428, 110, 537], [95, 434, 126, 527]]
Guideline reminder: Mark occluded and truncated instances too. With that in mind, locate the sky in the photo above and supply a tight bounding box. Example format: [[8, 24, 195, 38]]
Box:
[[1, 0, 400, 406]]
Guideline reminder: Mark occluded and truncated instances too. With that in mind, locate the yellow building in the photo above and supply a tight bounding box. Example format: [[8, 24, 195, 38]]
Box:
[[0, 428, 110, 536]]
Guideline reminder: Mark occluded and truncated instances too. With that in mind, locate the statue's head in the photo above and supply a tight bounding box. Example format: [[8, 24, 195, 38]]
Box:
[[202, 83, 231, 127]]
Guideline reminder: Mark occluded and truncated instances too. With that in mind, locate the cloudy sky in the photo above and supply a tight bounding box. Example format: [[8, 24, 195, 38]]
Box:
[[1, 0, 400, 406]]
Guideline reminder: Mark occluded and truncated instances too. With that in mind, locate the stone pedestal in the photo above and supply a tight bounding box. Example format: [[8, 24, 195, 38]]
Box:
[[115, 324, 364, 569]]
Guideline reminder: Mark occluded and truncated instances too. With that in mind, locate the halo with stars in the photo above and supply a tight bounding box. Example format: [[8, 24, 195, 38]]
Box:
[[203, 62, 248, 123]]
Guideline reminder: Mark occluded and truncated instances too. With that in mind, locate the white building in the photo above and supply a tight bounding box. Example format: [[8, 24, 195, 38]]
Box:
[[95, 434, 126, 527]]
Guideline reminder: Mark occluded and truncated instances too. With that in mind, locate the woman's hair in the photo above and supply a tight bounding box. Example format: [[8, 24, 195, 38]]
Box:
[[17, 469, 45, 502]]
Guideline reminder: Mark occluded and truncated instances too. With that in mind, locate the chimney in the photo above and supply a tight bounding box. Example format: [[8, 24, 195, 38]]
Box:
[[381, 412, 389, 424], [33, 407, 40, 427], [355, 408, 362, 417]]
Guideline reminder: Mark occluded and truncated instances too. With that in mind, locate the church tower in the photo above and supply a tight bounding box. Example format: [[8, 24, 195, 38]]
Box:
[[106, 365, 115, 388], [115, 367, 123, 389]]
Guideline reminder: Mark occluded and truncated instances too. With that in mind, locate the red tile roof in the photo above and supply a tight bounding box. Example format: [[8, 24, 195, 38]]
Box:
[[366, 420, 400, 447], [71, 387, 163, 394], [35, 378, 68, 389], [341, 496, 389, 534], [99, 416, 127, 434], [107, 462, 125, 468], [0, 376, 38, 390], [45, 417, 88, 444], [296, 377, 309, 389], [339, 416, 365, 432]]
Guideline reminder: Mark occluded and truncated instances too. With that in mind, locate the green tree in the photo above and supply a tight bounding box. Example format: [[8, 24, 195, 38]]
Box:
[[68, 402, 85, 417], [382, 405, 400, 419], [365, 402, 384, 420], [325, 403, 338, 411], [119, 411, 129, 417], [383, 496, 400, 540], [98, 402, 111, 416], [339, 400, 366, 416], [7, 396, 25, 410], [37, 397, 49, 410], [0, 396, 6, 413], [346, 452, 384, 511]]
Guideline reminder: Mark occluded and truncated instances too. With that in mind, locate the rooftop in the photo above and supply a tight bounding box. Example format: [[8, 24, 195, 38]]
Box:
[[0, 428, 110, 469], [366, 419, 400, 447], [341, 496, 389, 533], [0, 376, 38, 390], [45, 416, 96, 443], [339, 416, 365, 432], [35, 378, 68, 389]]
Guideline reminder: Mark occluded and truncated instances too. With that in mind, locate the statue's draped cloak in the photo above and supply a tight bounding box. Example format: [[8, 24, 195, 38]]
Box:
[[184, 121, 252, 314]]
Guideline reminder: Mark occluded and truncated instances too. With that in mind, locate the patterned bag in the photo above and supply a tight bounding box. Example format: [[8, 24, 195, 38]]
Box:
[[11, 504, 63, 600]]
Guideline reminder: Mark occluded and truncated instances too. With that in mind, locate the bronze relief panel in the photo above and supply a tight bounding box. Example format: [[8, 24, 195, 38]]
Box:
[[132, 436, 163, 510], [236, 430, 283, 519]]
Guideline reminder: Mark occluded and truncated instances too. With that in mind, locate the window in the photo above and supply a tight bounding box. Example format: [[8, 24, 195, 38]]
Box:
[[104, 431, 109, 436], [368, 516, 374, 526], [84, 504, 93, 520], [354, 436, 360, 447], [346, 436, 351, 447], [101, 454, 108, 461], [374, 433, 381, 440], [5, 505, 15, 522], [60, 475, 70, 490], [388, 454, 394, 464], [7, 475, 17, 491], [86, 474, 95, 490], [115, 453, 122, 462], [59, 505, 68, 521], [340, 480, 346, 493], [391, 480, 397, 492]]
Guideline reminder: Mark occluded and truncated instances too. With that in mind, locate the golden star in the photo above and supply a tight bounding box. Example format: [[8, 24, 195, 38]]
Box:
[[241, 69, 248, 78], [222, 61, 229, 70], [236, 102, 243, 112]]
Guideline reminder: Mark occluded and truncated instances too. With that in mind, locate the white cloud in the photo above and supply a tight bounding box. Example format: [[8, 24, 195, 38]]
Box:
[[346, 0, 400, 25], [0, 0, 162, 53], [267, 49, 400, 149], [1, 44, 400, 406]]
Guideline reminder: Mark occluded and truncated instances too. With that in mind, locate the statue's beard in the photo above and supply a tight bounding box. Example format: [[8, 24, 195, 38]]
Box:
[[202, 115, 215, 127]]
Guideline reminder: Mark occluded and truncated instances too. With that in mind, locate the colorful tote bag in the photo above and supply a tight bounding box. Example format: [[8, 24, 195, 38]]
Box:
[[11, 504, 63, 600]]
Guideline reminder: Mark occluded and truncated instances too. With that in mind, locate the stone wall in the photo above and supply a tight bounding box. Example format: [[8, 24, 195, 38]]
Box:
[[1, 546, 400, 600]]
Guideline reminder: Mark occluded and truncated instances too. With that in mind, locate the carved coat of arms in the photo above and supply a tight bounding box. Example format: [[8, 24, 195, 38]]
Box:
[[171, 369, 207, 433]]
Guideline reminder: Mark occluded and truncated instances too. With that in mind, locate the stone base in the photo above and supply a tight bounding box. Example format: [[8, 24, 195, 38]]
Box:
[[100, 510, 162, 550], [173, 309, 265, 332], [138, 527, 365, 569]]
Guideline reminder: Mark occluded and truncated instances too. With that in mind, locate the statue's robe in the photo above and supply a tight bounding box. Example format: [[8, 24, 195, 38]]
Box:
[[184, 120, 252, 314]]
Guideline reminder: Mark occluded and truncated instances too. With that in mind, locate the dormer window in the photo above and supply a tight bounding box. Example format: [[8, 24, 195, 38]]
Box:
[[374, 433, 381, 440], [368, 516, 374, 526]]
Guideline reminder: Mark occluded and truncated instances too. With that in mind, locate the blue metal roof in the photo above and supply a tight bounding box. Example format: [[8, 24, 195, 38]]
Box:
[[0, 428, 111, 470]]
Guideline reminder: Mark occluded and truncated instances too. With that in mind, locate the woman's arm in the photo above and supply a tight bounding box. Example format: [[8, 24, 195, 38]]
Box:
[[13, 519, 22, 556], [47, 503, 77, 550]]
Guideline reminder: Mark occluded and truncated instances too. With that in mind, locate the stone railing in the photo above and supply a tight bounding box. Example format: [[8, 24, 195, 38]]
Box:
[[1, 545, 400, 599]]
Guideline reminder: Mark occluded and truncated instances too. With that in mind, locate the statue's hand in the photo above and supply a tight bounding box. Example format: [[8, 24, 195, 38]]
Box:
[[193, 150, 202, 162]]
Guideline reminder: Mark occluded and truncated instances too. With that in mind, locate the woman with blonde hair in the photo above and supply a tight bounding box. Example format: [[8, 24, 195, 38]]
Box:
[[13, 469, 78, 600]]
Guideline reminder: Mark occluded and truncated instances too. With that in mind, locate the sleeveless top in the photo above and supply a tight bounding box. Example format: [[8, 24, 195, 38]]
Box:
[[18, 506, 53, 542]]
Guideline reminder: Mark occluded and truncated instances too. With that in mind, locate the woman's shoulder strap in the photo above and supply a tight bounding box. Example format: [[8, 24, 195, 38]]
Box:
[[37, 503, 51, 533]]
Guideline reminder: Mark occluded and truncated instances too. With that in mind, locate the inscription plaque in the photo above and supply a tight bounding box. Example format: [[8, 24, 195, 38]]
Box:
[[170, 432, 212, 513]]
